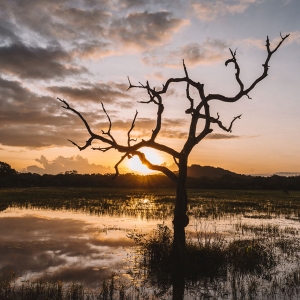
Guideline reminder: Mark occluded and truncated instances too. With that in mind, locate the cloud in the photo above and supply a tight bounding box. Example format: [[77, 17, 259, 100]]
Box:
[[24, 155, 112, 174], [99, 117, 187, 137], [271, 31, 300, 46], [274, 172, 300, 177], [1, 0, 110, 41], [0, 80, 64, 147], [0, 21, 20, 44], [0, 125, 78, 148], [235, 32, 299, 51], [0, 43, 85, 80], [49, 82, 130, 104], [108, 11, 189, 50], [143, 38, 229, 67], [179, 39, 229, 66], [0, 77, 112, 148], [143, 32, 299, 69], [191, 0, 260, 21], [0, 215, 133, 286], [206, 133, 240, 139], [1, 1, 189, 59]]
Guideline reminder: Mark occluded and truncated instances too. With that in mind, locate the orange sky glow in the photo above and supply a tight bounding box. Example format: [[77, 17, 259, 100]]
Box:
[[0, 0, 299, 177]]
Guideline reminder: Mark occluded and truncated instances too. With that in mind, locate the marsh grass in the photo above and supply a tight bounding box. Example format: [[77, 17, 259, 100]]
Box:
[[0, 272, 158, 300], [2, 188, 300, 221], [131, 225, 277, 278], [2, 188, 300, 299], [128, 224, 300, 299]]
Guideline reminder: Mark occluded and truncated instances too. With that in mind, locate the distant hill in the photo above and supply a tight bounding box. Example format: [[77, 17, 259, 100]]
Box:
[[187, 164, 241, 179], [1, 161, 300, 190]]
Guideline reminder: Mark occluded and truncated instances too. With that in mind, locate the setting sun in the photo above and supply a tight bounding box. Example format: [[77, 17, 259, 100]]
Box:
[[127, 148, 163, 174]]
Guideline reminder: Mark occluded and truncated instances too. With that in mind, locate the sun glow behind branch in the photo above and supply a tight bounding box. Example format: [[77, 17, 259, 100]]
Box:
[[127, 148, 163, 175]]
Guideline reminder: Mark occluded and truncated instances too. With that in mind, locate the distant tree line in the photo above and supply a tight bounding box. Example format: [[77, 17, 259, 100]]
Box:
[[1, 161, 300, 190]]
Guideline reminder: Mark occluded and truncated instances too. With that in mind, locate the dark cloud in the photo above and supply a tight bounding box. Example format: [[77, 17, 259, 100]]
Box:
[[0, 125, 85, 148], [1, 0, 110, 42], [25, 155, 112, 174], [0, 43, 85, 79], [49, 82, 130, 104], [0, 21, 19, 43], [1, 1, 188, 59], [0, 77, 106, 148], [121, 0, 148, 8], [99, 117, 186, 136], [159, 129, 187, 139], [120, 0, 187, 13], [109, 11, 189, 50], [206, 133, 240, 139], [0, 0, 214, 153]]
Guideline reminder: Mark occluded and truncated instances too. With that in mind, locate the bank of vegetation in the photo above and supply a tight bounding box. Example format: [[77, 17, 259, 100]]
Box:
[[1, 161, 300, 190]]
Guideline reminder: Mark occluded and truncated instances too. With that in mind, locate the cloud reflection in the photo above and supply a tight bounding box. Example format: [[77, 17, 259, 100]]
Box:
[[0, 214, 134, 286]]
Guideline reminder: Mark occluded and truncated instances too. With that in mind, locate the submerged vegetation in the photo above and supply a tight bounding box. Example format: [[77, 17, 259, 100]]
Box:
[[1, 188, 300, 220], [1, 188, 300, 299]]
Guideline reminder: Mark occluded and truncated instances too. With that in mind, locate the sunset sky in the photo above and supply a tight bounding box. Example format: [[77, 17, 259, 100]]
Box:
[[1, 0, 299, 176]]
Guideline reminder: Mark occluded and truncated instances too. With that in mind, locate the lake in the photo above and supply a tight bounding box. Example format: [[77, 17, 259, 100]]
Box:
[[1, 188, 300, 299]]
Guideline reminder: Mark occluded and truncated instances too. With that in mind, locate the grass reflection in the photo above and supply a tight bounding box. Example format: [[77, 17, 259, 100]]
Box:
[[2, 188, 300, 221], [1, 188, 300, 299]]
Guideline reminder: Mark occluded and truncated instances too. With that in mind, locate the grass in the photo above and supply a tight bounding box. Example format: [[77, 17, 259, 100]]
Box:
[[2, 188, 300, 299], [131, 225, 276, 277], [128, 223, 300, 299], [0, 272, 160, 300], [2, 188, 300, 220]]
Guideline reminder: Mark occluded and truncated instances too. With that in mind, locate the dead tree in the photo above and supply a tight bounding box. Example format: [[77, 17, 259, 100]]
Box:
[[58, 33, 289, 262]]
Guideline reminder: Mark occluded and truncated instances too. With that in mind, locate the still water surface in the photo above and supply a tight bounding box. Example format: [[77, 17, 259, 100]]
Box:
[[1, 189, 300, 299], [1, 206, 170, 287]]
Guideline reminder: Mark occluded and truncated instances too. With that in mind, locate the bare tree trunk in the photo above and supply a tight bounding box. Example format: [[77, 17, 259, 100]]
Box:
[[171, 157, 189, 300], [172, 157, 189, 259]]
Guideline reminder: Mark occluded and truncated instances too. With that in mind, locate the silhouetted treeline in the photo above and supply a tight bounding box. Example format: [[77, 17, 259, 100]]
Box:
[[1, 162, 300, 190]]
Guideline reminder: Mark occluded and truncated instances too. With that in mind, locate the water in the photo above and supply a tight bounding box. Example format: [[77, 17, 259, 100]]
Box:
[[1, 188, 300, 299]]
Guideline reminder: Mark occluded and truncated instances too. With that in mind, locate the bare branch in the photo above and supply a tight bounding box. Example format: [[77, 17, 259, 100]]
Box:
[[214, 114, 242, 133], [132, 150, 177, 183], [185, 83, 194, 114], [68, 138, 93, 151], [195, 99, 213, 145], [92, 146, 113, 152], [198, 113, 242, 133], [127, 76, 133, 90], [272, 33, 290, 53], [60, 33, 287, 182], [101, 102, 116, 143], [173, 156, 179, 167], [128, 110, 138, 146], [183, 59, 189, 78], [225, 48, 244, 92], [113, 153, 128, 179], [58, 97, 94, 137], [206, 33, 289, 103], [58, 98, 113, 148]]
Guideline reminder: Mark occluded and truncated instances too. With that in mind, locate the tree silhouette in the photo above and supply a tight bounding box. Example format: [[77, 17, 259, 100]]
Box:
[[0, 161, 17, 176], [58, 34, 289, 265]]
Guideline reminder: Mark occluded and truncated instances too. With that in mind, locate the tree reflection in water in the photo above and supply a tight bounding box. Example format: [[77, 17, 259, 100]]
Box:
[[1, 188, 300, 299]]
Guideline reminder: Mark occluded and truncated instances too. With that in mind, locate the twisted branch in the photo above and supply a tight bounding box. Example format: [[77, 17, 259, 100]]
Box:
[[206, 33, 290, 102], [131, 150, 177, 183], [128, 111, 138, 146], [60, 33, 288, 180]]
